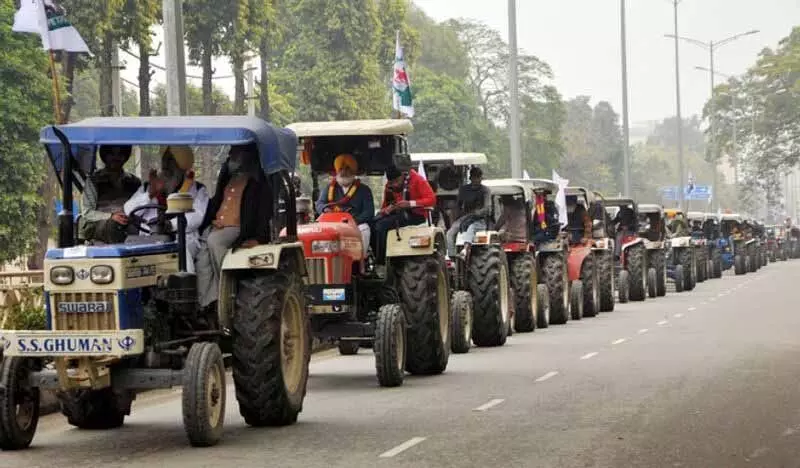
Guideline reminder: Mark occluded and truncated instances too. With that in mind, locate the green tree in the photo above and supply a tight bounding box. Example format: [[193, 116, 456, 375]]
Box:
[[184, 0, 227, 114], [0, 0, 53, 264]]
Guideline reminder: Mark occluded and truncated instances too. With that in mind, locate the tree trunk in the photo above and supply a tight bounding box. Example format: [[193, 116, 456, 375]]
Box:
[[60, 52, 77, 122], [27, 163, 57, 270], [138, 42, 152, 116], [201, 44, 214, 115], [232, 53, 245, 115], [259, 33, 270, 121]]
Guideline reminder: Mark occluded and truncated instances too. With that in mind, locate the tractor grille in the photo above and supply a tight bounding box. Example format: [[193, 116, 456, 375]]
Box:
[[52, 292, 117, 331], [305, 258, 326, 284], [329, 256, 343, 283]]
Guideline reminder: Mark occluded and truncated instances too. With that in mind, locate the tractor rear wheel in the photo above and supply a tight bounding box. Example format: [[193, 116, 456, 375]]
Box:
[[510, 253, 537, 333], [581, 256, 599, 317], [618, 270, 630, 303], [570, 280, 584, 320], [647, 267, 657, 298], [598, 252, 615, 312], [536, 284, 550, 329], [542, 253, 569, 325], [468, 246, 510, 347], [674, 265, 685, 292], [627, 246, 647, 301]]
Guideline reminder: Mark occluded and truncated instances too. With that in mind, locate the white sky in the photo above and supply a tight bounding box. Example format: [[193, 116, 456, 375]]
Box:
[[120, 0, 800, 125]]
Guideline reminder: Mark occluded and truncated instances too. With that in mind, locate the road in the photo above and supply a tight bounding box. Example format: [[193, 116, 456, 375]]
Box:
[[7, 261, 800, 468]]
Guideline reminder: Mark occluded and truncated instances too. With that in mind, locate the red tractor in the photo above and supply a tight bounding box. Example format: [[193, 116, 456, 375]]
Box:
[[601, 198, 648, 302], [286, 119, 451, 388], [564, 188, 600, 318]]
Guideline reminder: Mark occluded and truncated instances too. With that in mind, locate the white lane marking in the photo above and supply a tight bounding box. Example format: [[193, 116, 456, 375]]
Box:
[[473, 399, 505, 412], [580, 352, 599, 360], [717, 293, 725, 297], [638, 328, 649, 334], [657, 320, 669, 326], [674, 313, 684, 318], [612, 338, 628, 345], [709, 297, 717, 302], [536, 371, 559, 382], [688, 307, 697, 311], [379, 437, 427, 458]]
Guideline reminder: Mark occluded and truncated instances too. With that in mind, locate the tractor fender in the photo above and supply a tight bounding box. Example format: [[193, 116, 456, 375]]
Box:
[[567, 246, 592, 281], [669, 236, 692, 248], [621, 238, 644, 253], [386, 225, 445, 258]]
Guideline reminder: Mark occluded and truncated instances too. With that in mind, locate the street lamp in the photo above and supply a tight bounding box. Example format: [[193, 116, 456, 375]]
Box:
[[665, 29, 759, 211], [508, 0, 522, 179], [665, 0, 686, 210], [620, 0, 631, 197]]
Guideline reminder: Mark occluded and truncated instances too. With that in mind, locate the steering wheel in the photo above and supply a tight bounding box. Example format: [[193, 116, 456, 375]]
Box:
[[321, 203, 353, 214], [127, 204, 168, 234]]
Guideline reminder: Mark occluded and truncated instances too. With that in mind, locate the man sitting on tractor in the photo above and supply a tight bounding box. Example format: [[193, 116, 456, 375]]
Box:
[[315, 153, 374, 256], [373, 164, 436, 264], [79, 145, 142, 244], [612, 205, 636, 257], [531, 194, 559, 244], [123, 145, 210, 272], [567, 196, 592, 244], [195, 143, 273, 314], [495, 194, 528, 242], [446, 166, 492, 257]]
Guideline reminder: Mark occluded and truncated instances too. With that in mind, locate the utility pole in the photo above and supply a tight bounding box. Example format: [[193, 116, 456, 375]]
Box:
[[508, 0, 522, 179], [671, 0, 685, 210], [708, 44, 717, 211], [247, 66, 256, 117], [620, 0, 631, 196], [162, 0, 187, 116], [111, 46, 122, 116]]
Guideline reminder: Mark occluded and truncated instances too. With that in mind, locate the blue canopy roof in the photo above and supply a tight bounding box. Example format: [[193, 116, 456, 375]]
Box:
[[40, 116, 298, 176]]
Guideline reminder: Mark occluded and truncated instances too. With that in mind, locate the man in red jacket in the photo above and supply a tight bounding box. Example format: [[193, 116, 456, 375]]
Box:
[[372, 165, 436, 264]]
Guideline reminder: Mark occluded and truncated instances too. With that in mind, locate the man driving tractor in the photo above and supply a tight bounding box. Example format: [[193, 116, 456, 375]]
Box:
[[315, 153, 375, 256], [446, 166, 492, 257], [372, 164, 436, 265], [123, 145, 210, 273], [79, 145, 142, 244], [495, 194, 528, 243], [567, 195, 592, 244], [612, 204, 636, 257], [195, 143, 273, 314]]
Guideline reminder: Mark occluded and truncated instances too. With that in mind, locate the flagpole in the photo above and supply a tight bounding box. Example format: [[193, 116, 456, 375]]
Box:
[[48, 50, 64, 124]]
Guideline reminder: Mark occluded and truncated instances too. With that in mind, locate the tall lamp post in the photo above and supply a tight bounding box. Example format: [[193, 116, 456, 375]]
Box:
[[665, 29, 759, 211], [666, 0, 685, 209], [508, 0, 522, 178], [620, 0, 631, 196]]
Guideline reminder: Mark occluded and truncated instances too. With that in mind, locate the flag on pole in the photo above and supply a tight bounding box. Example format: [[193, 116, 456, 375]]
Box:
[[523, 170, 531, 180], [686, 171, 695, 195], [552, 170, 570, 228], [392, 31, 414, 118], [13, 0, 90, 53], [417, 161, 427, 179]]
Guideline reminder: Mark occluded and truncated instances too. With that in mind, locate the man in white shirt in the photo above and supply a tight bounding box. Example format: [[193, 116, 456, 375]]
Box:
[[124, 145, 209, 273]]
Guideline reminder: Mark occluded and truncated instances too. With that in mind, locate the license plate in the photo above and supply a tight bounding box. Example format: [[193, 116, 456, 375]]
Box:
[[57, 301, 112, 313], [322, 288, 346, 301], [0, 330, 144, 357]]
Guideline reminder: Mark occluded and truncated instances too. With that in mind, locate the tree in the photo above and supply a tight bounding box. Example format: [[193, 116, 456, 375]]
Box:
[[406, 6, 468, 80], [184, 0, 227, 114], [520, 85, 565, 177], [0, 0, 54, 265]]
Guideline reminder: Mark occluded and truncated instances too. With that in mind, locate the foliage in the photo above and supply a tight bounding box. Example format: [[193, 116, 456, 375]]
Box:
[[1, 288, 46, 331]]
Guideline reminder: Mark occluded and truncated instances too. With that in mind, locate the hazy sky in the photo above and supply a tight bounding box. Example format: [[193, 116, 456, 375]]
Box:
[[119, 1, 799, 125], [414, 0, 800, 124]]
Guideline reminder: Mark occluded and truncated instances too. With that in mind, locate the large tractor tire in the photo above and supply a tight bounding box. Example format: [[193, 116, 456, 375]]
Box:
[[570, 280, 584, 320], [627, 246, 647, 301], [182, 341, 226, 447], [337, 341, 360, 356], [647, 267, 657, 298], [450, 291, 473, 354], [677, 249, 695, 291], [734, 254, 745, 275], [673, 265, 685, 292], [711, 249, 723, 278], [696, 248, 707, 283], [510, 253, 537, 333], [60, 387, 131, 430], [598, 252, 615, 312], [400, 256, 451, 373], [232, 271, 310, 427], [581, 256, 600, 317], [656, 252, 667, 296], [0, 357, 40, 450], [374, 303, 407, 387], [618, 270, 630, 303], [536, 284, 550, 329], [541, 253, 569, 325], [468, 246, 510, 347]]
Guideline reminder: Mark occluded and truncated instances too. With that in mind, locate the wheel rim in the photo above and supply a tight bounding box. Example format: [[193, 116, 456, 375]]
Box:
[[280, 292, 306, 395], [437, 269, 449, 344], [529, 271, 537, 322], [562, 267, 569, 310], [207, 360, 223, 428], [463, 297, 472, 342], [499, 264, 510, 324], [395, 312, 405, 370]]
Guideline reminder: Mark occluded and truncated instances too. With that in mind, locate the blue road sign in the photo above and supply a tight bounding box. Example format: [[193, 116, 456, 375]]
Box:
[[660, 185, 712, 201]]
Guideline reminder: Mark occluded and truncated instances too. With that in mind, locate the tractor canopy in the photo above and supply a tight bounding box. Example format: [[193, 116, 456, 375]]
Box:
[[638, 204, 666, 241], [410, 152, 487, 196]]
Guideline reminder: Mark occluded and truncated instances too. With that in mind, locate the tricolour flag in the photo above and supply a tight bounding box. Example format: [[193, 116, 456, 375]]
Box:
[[392, 31, 414, 118], [13, 0, 90, 53]]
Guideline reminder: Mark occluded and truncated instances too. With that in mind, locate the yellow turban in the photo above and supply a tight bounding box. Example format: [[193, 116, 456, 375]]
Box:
[[162, 145, 194, 171], [333, 153, 358, 173]]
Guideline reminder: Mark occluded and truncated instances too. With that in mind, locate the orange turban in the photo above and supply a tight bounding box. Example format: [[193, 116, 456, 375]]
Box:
[[333, 154, 358, 173]]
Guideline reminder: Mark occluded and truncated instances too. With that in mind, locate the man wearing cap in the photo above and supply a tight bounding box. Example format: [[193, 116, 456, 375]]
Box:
[[372, 165, 436, 264], [79, 145, 142, 244], [124, 145, 209, 273], [315, 154, 374, 255], [446, 166, 491, 257]]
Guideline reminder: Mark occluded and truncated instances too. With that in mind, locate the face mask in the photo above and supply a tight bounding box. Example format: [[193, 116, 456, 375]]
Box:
[[337, 175, 355, 187]]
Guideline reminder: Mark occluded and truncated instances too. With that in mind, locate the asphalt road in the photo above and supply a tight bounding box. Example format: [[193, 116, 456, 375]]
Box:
[[6, 260, 800, 468]]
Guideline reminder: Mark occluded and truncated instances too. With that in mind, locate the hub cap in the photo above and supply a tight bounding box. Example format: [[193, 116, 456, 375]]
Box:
[[280, 293, 306, 395], [207, 361, 223, 428]]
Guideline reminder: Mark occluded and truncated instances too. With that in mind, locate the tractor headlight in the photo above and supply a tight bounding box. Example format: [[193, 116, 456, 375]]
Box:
[[90, 265, 114, 284], [408, 236, 431, 248], [311, 240, 341, 254], [50, 266, 74, 285]]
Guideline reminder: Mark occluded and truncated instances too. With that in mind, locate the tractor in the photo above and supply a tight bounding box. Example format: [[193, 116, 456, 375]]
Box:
[[564, 188, 601, 318], [286, 119, 450, 387], [741, 218, 761, 272], [720, 213, 750, 275], [665, 208, 696, 292], [638, 204, 668, 298], [409, 152, 488, 352], [587, 189, 617, 312], [0, 116, 311, 449], [601, 198, 647, 302], [687, 212, 711, 283], [701, 212, 724, 278], [765, 225, 781, 262]]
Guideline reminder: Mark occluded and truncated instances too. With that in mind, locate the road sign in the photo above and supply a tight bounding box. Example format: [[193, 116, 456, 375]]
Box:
[[660, 185, 712, 201]]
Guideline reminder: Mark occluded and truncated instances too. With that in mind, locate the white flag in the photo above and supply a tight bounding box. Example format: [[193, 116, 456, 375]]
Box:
[[13, 0, 91, 54], [417, 161, 427, 179], [552, 170, 570, 228], [523, 170, 531, 180]]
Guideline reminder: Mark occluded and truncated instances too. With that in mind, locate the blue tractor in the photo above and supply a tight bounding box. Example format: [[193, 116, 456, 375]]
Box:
[[0, 117, 311, 449]]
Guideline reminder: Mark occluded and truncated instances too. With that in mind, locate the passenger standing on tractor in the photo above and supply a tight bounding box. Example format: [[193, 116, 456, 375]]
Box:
[[79, 145, 142, 244], [445, 166, 492, 257], [372, 165, 436, 264], [195, 143, 273, 313], [123, 146, 210, 273], [315, 154, 374, 256]]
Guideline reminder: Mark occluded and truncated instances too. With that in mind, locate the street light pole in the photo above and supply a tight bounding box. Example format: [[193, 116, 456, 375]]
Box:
[[671, 0, 685, 210], [620, 0, 631, 196], [508, 0, 522, 179]]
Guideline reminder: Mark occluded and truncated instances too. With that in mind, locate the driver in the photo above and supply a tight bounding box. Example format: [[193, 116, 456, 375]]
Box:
[[612, 205, 636, 257], [79, 145, 142, 244], [315, 154, 374, 256], [123, 146, 209, 273], [567, 197, 591, 244], [372, 164, 436, 265], [446, 166, 491, 258], [195, 143, 271, 314], [494, 195, 527, 243]]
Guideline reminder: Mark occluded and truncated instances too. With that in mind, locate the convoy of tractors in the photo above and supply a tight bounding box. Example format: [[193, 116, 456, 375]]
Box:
[[0, 117, 789, 451]]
